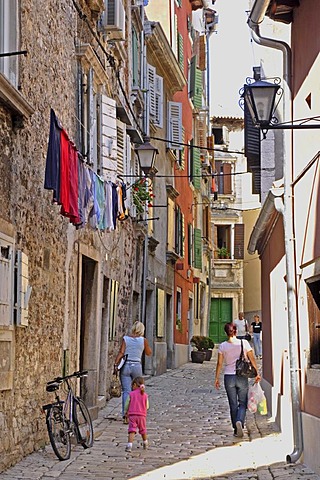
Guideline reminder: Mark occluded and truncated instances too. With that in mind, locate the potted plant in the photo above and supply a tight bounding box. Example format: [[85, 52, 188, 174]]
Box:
[[217, 247, 230, 259], [190, 336, 214, 363]]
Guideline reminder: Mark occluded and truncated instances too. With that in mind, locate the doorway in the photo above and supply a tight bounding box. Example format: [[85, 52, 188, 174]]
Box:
[[210, 298, 232, 344]]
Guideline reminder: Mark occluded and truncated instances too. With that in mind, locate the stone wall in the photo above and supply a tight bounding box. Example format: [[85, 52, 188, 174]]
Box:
[[0, 0, 139, 472]]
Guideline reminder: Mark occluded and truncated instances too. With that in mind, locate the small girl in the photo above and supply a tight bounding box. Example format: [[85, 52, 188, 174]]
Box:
[[124, 376, 149, 452]]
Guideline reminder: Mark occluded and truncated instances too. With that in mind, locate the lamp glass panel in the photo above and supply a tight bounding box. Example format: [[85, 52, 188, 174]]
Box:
[[250, 86, 278, 124], [137, 149, 156, 171]]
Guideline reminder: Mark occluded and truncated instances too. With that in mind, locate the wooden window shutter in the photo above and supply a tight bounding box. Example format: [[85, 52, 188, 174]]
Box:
[[0, 238, 13, 326], [198, 35, 206, 71], [167, 198, 175, 252], [167, 102, 182, 149], [132, 27, 139, 87], [116, 120, 125, 176], [100, 94, 117, 179], [223, 163, 232, 194], [193, 67, 202, 109], [147, 64, 156, 117], [155, 74, 163, 128], [192, 147, 201, 190], [193, 228, 202, 269], [178, 32, 184, 72], [181, 213, 185, 258], [234, 224, 245, 260]]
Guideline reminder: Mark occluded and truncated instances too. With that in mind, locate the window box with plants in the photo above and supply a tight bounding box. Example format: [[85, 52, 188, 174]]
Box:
[[190, 335, 215, 362]]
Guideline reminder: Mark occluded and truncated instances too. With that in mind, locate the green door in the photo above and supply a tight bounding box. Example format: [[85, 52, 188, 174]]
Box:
[[209, 298, 232, 344]]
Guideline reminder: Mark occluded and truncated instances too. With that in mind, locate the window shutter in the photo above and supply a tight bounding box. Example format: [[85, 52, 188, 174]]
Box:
[[234, 224, 245, 260], [193, 228, 202, 269], [244, 103, 261, 195], [15, 251, 31, 327], [192, 147, 201, 190], [147, 64, 156, 116], [155, 74, 163, 128], [0, 238, 14, 326], [223, 163, 232, 194], [87, 68, 95, 166], [193, 67, 202, 109], [132, 27, 139, 87], [100, 94, 117, 180], [167, 101, 182, 149], [178, 32, 184, 72], [167, 198, 175, 252], [116, 120, 126, 176]]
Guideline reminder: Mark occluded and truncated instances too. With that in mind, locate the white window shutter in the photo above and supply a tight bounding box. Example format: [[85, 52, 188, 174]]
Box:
[[0, 237, 14, 326], [155, 74, 163, 128], [147, 64, 156, 117], [168, 101, 182, 150], [16, 251, 31, 327], [100, 94, 117, 181], [116, 120, 126, 176]]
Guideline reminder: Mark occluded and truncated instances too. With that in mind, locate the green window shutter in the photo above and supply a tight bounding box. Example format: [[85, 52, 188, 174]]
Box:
[[178, 32, 184, 72], [192, 147, 201, 190], [181, 213, 185, 258], [193, 67, 202, 109], [194, 228, 202, 269], [132, 28, 139, 87]]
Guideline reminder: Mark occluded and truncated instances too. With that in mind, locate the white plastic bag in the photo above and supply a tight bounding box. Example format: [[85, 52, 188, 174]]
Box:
[[247, 382, 267, 414]]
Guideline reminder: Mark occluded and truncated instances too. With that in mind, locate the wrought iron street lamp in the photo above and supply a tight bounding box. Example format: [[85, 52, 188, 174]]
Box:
[[135, 136, 158, 177], [243, 79, 281, 129]]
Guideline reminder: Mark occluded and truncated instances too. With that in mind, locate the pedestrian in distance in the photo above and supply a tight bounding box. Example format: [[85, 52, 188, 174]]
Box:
[[214, 322, 261, 437], [251, 314, 262, 359], [124, 376, 149, 452], [233, 311, 250, 340], [114, 321, 152, 423]]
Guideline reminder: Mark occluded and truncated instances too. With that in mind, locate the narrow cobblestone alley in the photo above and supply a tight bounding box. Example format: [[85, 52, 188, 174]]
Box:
[[1, 351, 319, 480]]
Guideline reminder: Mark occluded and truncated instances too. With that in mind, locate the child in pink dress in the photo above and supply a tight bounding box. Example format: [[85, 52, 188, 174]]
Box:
[[124, 376, 149, 452]]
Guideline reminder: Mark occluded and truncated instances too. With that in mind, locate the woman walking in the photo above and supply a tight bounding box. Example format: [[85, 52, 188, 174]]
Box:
[[214, 322, 260, 437], [251, 315, 262, 359], [114, 321, 152, 423]]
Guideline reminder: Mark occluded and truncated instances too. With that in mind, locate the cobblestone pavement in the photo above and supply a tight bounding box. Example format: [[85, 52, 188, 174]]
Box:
[[1, 351, 319, 480]]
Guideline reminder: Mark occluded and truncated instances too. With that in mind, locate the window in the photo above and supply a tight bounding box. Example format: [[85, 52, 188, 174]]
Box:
[[176, 288, 182, 332], [175, 205, 184, 257], [167, 198, 175, 252], [306, 279, 320, 366], [214, 224, 231, 256], [187, 223, 193, 266], [215, 161, 232, 195], [0, 0, 19, 88]]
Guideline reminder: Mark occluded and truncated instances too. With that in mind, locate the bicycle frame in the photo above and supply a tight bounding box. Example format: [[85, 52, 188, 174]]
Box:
[[43, 370, 93, 460]]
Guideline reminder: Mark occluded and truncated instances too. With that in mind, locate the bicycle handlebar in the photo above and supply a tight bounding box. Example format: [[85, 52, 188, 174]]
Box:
[[46, 370, 88, 386]]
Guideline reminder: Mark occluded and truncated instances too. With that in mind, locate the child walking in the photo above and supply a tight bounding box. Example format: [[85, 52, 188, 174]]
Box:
[[124, 376, 149, 452]]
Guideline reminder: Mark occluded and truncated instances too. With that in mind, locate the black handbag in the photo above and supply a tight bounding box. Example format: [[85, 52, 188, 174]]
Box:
[[236, 340, 257, 378]]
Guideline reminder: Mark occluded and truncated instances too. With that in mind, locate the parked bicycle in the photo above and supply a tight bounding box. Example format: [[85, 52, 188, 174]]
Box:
[[42, 370, 94, 460]]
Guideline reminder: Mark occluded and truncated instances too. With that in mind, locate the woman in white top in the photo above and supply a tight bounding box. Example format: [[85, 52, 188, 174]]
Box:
[[114, 321, 152, 422], [215, 322, 260, 437]]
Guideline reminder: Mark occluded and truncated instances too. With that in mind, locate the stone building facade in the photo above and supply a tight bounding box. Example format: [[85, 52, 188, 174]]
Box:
[[0, 0, 213, 472]]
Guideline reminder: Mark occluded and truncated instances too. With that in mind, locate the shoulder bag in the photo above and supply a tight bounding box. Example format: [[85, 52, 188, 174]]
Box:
[[236, 340, 257, 378], [110, 371, 122, 398]]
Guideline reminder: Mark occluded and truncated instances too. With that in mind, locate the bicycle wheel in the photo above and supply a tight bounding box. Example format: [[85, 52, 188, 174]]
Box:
[[73, 397, 94, 448], [46, 405, 71, 460]]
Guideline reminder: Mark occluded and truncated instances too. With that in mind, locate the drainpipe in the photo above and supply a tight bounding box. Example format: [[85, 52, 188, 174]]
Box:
[[248, 1, 303, 463]]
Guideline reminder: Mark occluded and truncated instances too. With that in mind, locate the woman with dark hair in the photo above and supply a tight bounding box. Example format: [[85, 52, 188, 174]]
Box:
[[214, 322, 260, 437]]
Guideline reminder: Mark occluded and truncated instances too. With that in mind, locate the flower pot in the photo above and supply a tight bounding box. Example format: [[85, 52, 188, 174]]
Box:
[[204, 349, 213, 361], [191, 351, 206, 364]]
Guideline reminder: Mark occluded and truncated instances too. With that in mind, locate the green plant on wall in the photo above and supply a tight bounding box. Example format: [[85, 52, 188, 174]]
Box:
[[132, 178, 155, 214]]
